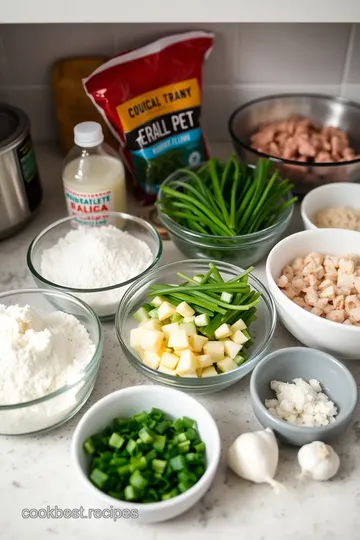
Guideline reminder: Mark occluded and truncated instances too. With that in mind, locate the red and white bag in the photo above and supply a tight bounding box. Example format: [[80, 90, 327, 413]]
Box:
[[83, 31, 214, 203]]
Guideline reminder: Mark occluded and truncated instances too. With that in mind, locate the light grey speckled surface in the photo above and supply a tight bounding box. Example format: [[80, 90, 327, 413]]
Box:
[[0, 145, 359, 540]]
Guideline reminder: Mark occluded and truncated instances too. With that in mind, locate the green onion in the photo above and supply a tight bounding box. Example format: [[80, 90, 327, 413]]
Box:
[[158, 155, 296, 236], [83, 411, 206, 504]]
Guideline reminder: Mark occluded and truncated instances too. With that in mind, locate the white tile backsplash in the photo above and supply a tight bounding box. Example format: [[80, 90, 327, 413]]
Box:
[[0, 23, 357, 143], [0, 24, 115, 86], [343, 24, 360, 83], [0, 85, 57, 141], [235, 24, 350, 84]]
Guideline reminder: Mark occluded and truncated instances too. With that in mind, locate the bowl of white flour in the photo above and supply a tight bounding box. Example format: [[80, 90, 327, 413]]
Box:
[[27, 212, 162, 320], [0, 288, 103, 435]]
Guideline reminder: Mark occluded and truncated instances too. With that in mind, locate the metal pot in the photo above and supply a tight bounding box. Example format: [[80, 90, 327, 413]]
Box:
[[0, 103, 42, 240]]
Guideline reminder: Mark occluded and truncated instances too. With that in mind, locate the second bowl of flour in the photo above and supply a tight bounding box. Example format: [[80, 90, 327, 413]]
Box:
[[27, 212, 162, 320]]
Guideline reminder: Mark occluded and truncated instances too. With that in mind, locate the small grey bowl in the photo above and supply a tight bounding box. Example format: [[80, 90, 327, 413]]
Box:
[[250, 347, 358, 447]]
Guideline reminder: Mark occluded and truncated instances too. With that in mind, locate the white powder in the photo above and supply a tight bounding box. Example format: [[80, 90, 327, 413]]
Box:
[[0, 304, 95, 405], [0, 304, 96, 434], [40, 225, 154, 317]]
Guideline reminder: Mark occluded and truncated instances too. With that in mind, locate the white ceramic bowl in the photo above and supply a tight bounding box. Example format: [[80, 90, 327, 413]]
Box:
[[266, 228, 360, 360], [301, 182, 360, 230], [71, 386, 221, 524]]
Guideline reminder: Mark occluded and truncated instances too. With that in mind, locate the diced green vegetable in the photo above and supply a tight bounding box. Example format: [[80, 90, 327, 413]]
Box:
[[85, 410, 206, 504], [170, 313, 183, 323], [90, 468, 108, 489], [133, 306, 150, 324], [83, 438, 96, 455], [108, 433, 125, 450]]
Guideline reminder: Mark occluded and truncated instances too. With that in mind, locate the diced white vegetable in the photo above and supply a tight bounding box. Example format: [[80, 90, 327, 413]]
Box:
[[224, 339, 242, 359], [130, 328, 143, 348], [214, 323, 232, 340], [161, 352, 179, 369], [143, 350, 162, 369], [231, 329, 249, 345], [202, 366, 218, 377], [181, 371, 198, 378], [203, 341, 225, 361], [176, 350, 198, 375], [189, 334, 208, 352], [168, 328, 189, 349], [162, 322, 179, 337], [141, 319, 163, 331], [231, 319, 247, 332], [176, 301, 195, 318], [197, 354, 214, 368], [220, 291, 233, 303], [151, 296, 166, 308], [158, 301, 177, 321], [217, 356, 238, 373], [196, 368, 203, 377], [158, 365, 177, 376], [194, 314, 210, 327], [180, 322, 197, 337], [174, 348, 186, 357], [183, 316, 195, 323], [133, 307, 150, 324], [133, 346, 145, 360], [140, 329, 164, 352]]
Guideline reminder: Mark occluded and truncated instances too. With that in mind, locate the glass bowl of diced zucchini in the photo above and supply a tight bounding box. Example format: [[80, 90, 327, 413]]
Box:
[[115, 259, 276, 395]]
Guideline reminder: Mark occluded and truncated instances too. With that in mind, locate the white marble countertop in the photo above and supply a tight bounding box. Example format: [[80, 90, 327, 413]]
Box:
[[0, 145, 359, 540]]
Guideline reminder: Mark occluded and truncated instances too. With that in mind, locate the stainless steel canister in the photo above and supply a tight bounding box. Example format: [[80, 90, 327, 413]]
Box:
[[0, 104, 42, 239]]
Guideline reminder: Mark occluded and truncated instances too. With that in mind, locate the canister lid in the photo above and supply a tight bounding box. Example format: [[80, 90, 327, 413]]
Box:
[[0, 103, 30, 154]]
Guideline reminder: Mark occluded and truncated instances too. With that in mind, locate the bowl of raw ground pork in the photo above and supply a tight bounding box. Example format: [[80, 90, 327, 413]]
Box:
[[266, 228, 360, 360]]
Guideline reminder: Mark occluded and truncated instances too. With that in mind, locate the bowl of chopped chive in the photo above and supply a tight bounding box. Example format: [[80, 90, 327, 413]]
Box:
[[115, 259, 276, 395], [156, 156, 296, 268], [71, 385, 221, 523]]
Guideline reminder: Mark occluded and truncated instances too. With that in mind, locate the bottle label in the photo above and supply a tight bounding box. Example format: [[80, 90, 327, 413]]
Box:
[[64, 187, 114, 226]]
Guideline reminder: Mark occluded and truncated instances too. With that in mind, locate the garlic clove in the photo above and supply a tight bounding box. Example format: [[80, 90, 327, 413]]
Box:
[[297, 441, 340, 481], [227, 428, 285, 491]]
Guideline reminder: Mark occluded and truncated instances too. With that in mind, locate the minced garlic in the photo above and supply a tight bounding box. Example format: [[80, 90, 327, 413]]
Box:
[[265, 378, 338, 427]]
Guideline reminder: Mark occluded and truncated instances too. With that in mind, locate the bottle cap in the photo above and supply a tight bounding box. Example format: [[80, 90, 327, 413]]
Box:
[[74, 121, 104, 147]]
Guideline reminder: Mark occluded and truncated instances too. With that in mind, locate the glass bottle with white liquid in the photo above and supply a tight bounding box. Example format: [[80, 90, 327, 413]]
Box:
[[62, 121, 126, 226]]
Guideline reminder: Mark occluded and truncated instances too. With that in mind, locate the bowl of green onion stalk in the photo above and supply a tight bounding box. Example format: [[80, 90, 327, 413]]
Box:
[[115, 260, 276, 395], [156, 156, 297, 267]]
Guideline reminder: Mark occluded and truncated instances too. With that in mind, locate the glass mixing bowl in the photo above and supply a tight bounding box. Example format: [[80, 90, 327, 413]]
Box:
[[115, 259, 276, 395], [157, 169, 293, 268], [27, 212, 162, 322], [0, 289, 103, 435]]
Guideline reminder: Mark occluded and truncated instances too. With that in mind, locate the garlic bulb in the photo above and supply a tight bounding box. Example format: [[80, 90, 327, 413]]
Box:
[[298, 441, 340, 481], [227, 428, 284, 492]]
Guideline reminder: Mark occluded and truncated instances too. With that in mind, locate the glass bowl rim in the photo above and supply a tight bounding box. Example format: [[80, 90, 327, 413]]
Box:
[[115, 259, 277, 385], [228, 92, 360, 168], [27, 212, 163, 293], [157, 169, 294, 244], [0, 288, 103, 410]]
